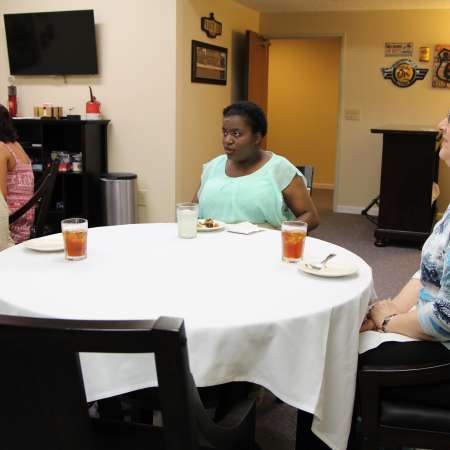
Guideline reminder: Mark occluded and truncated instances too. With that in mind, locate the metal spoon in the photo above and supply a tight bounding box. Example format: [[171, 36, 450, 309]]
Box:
[[306, 253, 336, 270]]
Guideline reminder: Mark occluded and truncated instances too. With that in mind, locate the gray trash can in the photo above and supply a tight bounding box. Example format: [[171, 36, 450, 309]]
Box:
[[100, 172, 137, 225]]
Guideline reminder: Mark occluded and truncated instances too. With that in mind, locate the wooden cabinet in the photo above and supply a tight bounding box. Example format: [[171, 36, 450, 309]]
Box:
[[13, 119, 109, 234], [371, 125, 439, 247]]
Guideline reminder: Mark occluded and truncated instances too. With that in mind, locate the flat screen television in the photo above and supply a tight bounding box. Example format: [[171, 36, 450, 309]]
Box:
[[4, 10, 98, 75]]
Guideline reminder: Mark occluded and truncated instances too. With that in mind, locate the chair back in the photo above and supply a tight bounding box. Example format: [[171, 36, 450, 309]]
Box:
[[9, 160, 58, 238], [0, 314, 255, 450], [296, 165, 314, 194], [0, 315, 203, 450], [357, 361, 450, 450]]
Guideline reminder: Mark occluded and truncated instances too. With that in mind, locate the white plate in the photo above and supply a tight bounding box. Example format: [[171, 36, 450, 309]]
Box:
[[197, 220, 226, 232], [23, 234, 65, 252], [298, 260, 358, 277]]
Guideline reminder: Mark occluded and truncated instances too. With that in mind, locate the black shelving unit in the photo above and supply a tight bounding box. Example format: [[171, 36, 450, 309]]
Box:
[[13, 118, 110, 234]]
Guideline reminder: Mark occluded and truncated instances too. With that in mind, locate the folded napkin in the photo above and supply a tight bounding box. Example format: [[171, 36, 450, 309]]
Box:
[[226, 222, 264, 235]]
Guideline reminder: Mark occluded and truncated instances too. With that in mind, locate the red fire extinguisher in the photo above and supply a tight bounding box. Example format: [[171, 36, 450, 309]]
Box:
[[8, 77, 17, 117]]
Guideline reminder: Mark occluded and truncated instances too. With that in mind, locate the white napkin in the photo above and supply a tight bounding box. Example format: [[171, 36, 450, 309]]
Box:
[[359, 331, 418, 354], [226, 222, 264, 235]]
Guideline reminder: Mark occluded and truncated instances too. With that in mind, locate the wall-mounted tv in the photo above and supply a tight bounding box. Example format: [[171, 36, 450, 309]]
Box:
[[4, 10, 98, 75]]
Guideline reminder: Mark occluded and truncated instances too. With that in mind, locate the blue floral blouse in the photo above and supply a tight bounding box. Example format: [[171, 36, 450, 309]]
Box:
[[417, 204, 450, 345]]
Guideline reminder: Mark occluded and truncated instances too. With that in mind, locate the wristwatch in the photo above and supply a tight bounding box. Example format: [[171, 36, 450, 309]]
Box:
[[380, 314, 397, 333]]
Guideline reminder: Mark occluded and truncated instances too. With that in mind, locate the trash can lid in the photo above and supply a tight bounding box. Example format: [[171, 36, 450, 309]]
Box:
[[101, 172, 137, 180]]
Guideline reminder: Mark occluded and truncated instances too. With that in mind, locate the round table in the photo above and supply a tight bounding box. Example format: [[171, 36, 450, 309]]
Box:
[[0, 223, 375, 450]]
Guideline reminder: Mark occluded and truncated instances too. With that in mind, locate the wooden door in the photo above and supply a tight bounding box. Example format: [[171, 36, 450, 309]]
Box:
[[245, 30, 270, 147]]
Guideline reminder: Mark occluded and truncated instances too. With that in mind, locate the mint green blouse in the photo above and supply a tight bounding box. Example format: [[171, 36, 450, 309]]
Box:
[[198, 153, 306, 228]]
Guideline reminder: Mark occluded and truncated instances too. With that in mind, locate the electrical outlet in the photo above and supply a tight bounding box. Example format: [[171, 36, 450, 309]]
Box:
[[137, 189, 148, 206]]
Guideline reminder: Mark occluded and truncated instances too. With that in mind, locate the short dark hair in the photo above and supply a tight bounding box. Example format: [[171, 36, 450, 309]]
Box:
[[223, 101, 267, 137], [0, 105, 18, 142]]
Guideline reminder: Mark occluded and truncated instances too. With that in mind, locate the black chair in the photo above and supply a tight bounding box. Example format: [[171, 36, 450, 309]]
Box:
[[356, 361, 450, 450], [296, 165, 314, 194], [0, 314, 256, 450], [9, 160, 58, 239]]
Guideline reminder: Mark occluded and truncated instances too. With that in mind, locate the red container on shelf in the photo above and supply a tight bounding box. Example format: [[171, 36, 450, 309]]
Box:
[[8, 84, 17, 117], [86, 86, 101, 119]]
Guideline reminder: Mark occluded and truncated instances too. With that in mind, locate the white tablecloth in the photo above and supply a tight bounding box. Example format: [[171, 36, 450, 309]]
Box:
[[0, 224, 375, 450]]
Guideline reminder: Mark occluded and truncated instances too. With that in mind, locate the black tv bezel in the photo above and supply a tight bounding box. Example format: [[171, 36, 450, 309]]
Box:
[[3, 9, 99, 76]]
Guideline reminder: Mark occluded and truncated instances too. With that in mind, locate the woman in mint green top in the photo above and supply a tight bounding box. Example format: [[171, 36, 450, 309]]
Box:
[[193, 101, 319, 230]]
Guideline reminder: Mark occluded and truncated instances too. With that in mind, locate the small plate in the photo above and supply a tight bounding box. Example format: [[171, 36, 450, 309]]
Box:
[[23, 234, 65, 252], [298, 260, 357, 277], [197, 219, 226, 232]]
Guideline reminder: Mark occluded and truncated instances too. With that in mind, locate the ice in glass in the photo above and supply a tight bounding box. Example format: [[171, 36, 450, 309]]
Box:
[[61, 218, 88, 260], [281, 220, 307, 263]]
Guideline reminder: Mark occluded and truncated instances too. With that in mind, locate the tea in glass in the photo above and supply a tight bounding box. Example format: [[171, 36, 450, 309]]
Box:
[[281, 220, 307, 263], [61, 218, 88, 260]]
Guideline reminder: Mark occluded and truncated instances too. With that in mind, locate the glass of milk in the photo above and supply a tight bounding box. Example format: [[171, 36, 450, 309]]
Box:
[[176, 203, 199, 239]]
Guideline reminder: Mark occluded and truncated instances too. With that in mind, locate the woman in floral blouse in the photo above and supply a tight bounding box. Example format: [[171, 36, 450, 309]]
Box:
[[360, 114, 450, 379]]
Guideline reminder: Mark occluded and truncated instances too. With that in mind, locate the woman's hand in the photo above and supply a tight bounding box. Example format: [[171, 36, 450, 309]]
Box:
[[369, 300, 401, 329], [360, 318, 376, 332]]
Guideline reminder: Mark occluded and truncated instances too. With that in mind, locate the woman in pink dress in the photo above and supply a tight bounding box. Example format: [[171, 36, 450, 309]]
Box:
[[0, 105, 34, 243]]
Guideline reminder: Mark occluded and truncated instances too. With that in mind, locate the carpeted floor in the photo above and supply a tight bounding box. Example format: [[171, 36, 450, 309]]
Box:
[[255, 189, 422, 450]]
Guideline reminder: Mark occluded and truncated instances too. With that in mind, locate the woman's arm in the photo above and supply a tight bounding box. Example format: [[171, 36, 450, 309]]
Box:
[[377, 309, 434, 340], [390, 278, 422, 312], [0, 149, 8, 198], [192, 183, 201, 203], [370, 278, 422, 318], [361, 278, 422, 332], [282, 175, 319, 231], [368, 258, 449, 341]]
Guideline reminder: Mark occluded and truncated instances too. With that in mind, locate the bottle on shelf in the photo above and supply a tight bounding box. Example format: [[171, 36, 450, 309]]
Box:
[[7, 76, 17, 117], [71, 153, 83, 172], [58, 152, 71, 172]]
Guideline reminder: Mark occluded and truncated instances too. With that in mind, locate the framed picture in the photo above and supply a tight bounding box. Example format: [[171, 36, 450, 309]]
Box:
[[432, 44, 450, 88], [191, 40, 227, 85]]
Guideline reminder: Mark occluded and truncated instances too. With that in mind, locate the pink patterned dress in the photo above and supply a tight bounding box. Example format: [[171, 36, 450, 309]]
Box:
[[5, 143, 35, 243]]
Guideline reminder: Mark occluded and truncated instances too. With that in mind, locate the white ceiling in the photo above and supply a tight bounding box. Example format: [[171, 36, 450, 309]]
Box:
[[233, 0, 450, 13]]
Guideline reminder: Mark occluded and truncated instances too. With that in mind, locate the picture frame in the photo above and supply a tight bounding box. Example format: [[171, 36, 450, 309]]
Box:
[[191, 40, 227, 85]]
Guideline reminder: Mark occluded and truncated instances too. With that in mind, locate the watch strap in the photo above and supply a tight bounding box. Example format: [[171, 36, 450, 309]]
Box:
[[381, 314, 397, 333]]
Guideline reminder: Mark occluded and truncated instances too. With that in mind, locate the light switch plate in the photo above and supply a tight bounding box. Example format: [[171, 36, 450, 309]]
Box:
[[344, 109, 361, 121]]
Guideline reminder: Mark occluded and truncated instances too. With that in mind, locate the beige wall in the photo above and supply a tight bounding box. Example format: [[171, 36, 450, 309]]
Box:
[[0, 0, 177, 222], [261, 10, 450, 213], [267, 38, 340, 187], [176, 0, 259, 203]]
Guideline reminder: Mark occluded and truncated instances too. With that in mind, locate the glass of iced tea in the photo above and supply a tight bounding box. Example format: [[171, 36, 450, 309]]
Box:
[[281, 220, 307, 263], [61, 218, 88, 261]]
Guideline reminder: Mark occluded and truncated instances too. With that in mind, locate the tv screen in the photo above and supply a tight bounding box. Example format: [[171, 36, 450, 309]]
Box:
[[4, 10, 98, 75]]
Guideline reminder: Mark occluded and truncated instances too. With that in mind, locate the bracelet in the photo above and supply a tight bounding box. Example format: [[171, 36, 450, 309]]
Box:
[[380, 314, 397, 333]]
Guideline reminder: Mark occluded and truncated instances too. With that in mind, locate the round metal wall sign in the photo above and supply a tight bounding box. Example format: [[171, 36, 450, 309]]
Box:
[[381, 59, 428, 88]]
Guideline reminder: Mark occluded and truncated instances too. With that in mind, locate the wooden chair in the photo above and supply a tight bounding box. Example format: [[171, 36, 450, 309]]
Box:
[[9, 160, 58, 239], [296, 165, 314, 194], [356, 361, 450, 450], [0, 314, 256, 450]]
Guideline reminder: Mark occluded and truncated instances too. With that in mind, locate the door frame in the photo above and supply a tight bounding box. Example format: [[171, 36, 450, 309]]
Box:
[[264, 32, 345, 213]]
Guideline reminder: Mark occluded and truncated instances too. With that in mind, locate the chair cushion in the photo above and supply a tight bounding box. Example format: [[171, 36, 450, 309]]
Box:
[[381, 400, 450, 433]]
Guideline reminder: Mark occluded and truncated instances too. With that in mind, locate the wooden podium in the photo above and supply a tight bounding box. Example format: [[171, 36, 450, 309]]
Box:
[[370, 125, 439, 247]]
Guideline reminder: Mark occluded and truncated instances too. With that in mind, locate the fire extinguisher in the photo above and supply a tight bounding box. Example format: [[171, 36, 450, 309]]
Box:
[[8, 77, 17, 117]]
